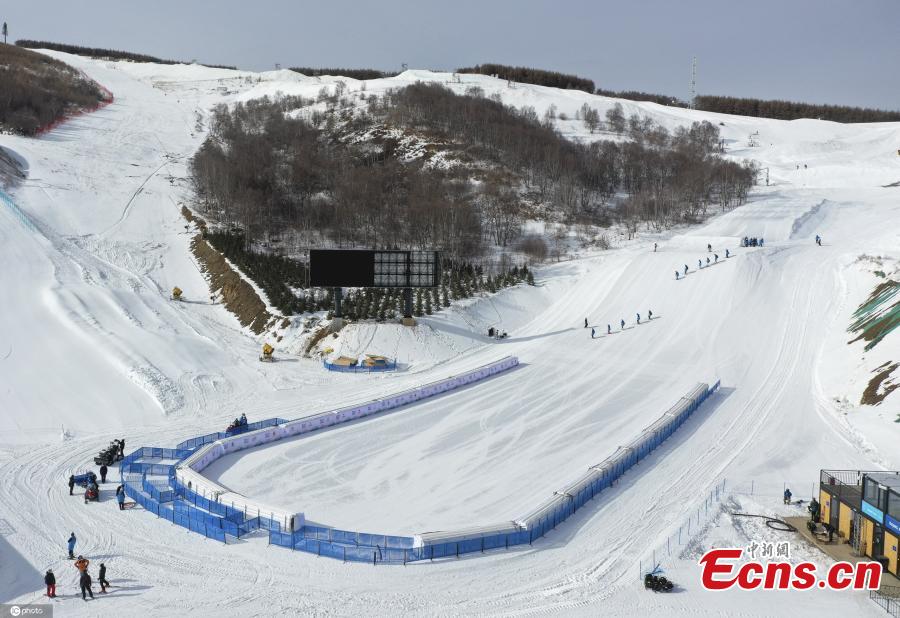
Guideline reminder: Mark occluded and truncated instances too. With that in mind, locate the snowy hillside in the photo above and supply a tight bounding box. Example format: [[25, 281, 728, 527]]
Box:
[[0, 51, 898, 616]]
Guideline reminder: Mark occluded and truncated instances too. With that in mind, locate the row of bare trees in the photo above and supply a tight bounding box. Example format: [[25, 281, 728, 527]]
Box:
[[191, 84, 755, 268]]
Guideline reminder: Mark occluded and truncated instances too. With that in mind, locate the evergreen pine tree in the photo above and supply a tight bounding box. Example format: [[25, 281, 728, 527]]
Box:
[[527, 270, 535, 285], [441, 285, 450, 307], [415, 289, 424, 316]]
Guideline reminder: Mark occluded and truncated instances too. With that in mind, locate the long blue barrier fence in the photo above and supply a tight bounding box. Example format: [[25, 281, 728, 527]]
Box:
[[119, 363, 718, 564]]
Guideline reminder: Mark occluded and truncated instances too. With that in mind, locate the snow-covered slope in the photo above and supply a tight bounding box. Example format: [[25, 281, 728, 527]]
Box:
[[0, 52, 898, 615]]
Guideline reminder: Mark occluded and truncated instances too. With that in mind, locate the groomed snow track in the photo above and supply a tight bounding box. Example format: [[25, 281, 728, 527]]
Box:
[[120, 369, 719, 565]]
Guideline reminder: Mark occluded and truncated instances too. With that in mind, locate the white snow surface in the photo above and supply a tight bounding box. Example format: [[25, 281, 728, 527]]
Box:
[[0, 52, 898, 615]]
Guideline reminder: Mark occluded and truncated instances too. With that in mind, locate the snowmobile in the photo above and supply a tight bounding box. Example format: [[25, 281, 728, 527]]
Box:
[[93, 441, 123, 466], [644, 567, 675, 592], [83, 485, 100, 503]]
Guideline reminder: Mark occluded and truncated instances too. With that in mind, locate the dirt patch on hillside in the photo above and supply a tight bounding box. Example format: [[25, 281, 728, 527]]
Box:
[[861, 361, 899, 407], [183, 208, 271, 335]]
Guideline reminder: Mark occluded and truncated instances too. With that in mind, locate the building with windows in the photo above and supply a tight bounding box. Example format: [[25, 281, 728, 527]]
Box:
[[819, 469, 900, 578]]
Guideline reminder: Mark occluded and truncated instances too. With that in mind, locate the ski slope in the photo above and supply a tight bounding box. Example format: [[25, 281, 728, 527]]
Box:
[[1, 52, 899, 616]]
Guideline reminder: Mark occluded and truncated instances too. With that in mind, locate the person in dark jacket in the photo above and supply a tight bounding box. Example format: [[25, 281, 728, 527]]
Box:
[[591, 327, 595, 339], [584, 317, 588, 328], [68, 475, 76, 496], [98, 563, 109, 593], [116, 488, 126, 510], [44, 569, 56, 598], [99, 465, 108, 483], [118, 439, 125, 458], [80, 570, 94, 600]]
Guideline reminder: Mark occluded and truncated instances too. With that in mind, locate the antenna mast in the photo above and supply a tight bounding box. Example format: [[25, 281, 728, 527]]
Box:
[[690, 56, 697, 108]]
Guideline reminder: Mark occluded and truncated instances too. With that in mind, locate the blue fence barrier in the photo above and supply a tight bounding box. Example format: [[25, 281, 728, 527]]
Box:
[[117, 362, 719, 565], [175, 418, 287, 452]]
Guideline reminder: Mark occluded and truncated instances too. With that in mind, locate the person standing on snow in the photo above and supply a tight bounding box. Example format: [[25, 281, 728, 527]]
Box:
[[75, 556, 89, 573], [783, 488, 792, 504], [675, 270, 679, 280], [116, 485, 126, 510], [714, 254, 718, 263], [44, 569, 56, 598], [698, 259, 702, 270], [80, 569, 94, 601], [99, 464, 108, 484], [636, 313, 641, 324], [67, 533, 77, 559], [684, 264, 688, 275], [620, 319, 625, 330], [707, 243, 712, 253], [648, 310, 653, 320], [706, 256, 710, 266], [607, 324, 611, 335], [584, 318, 588, 328], [118, 439, 125, 458], [68, 475, 76, 496], [653, 242, 658, 252], [591, 327, 596, 339], [98, 563, 109, 593], [725, 249, 730, 258]]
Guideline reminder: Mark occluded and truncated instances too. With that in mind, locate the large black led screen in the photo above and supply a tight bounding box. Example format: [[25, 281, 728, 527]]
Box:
[[310, 249, 440, 287]]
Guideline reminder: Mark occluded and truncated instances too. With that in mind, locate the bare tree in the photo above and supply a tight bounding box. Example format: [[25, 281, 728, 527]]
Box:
[[605, 102, 625, 134]]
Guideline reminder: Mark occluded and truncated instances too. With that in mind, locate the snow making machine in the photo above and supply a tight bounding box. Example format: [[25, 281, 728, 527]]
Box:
[[259, 343, 275, 362]]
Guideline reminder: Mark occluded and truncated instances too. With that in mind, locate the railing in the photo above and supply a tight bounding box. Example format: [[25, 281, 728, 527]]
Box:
[[871, 586, 900, 617]]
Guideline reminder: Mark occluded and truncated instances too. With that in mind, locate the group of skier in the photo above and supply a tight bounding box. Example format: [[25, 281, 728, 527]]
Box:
[[52, 539, 112, 601], [586, 310, 653, 338], [675, 243, 729, 280]]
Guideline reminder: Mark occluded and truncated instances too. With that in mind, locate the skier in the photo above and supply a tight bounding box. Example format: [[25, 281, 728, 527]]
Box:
[[68, 474, 76, 496], [783, 488, 792, 505], [99, 464, 108, 484], [653, 242, 657, 252], [636, 313, 640, 324], [584, 318, 588, 328], [80, 569, 94, 601], [620, 319, 625, 330], [75, 556, 89, 572], [648, 309, 653, 320], [67, 533, 77, 559], [675, 270, 679, 280], [607, 324, 611, 335], [684, 264, 688, 276], [98, 563, 109, 593], [714, 254, 718, 263], [591, 327, 596, 339], [815, 235, 821, 246], [707, 243, 712, 252], [45, 569, 56, 598], [706, 256, 710, 266], [116, 485, 126, 510], [725, 249, 730, 258]]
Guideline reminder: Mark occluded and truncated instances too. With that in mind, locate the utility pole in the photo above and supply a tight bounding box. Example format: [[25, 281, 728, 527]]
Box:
[[2, 22, 8, 45], [691, 56, 697, 105]]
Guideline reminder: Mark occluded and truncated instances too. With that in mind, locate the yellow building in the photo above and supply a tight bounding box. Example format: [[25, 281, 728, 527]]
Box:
[[819, 470, 900, 579]]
